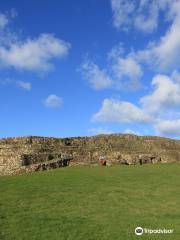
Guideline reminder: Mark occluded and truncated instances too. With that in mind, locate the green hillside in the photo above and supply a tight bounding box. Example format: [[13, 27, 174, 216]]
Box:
[[0, 164, 180, 239]]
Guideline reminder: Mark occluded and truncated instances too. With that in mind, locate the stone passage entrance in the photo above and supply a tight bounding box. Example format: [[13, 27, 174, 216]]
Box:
[[20, 154, 73, 172]]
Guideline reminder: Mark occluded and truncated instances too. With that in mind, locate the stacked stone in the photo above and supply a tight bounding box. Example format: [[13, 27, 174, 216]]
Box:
[[0, 134, 179, 175]]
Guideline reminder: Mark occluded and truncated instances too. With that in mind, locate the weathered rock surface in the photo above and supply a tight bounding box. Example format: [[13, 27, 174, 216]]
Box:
[[0, 134, 179, 175]]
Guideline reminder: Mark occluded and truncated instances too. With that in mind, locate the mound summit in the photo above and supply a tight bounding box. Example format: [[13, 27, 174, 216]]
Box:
[[0, 134, 179, 175]]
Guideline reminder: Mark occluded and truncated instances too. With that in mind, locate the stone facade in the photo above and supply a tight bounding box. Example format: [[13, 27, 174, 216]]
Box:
[[0, 134, 180, 175]]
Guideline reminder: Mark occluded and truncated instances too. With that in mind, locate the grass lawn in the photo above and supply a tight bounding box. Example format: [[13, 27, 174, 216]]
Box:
[[0, 163, 180, 240]]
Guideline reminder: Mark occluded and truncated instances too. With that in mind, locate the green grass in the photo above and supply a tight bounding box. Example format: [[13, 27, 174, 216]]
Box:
[[0, 163, 180, 240]]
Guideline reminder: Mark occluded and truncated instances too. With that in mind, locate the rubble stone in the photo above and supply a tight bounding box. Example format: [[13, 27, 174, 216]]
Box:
[[0, 134, 179, 175]]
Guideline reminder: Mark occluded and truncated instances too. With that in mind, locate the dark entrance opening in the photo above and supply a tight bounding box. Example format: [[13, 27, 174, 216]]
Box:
[[21, 155, 32, 166]]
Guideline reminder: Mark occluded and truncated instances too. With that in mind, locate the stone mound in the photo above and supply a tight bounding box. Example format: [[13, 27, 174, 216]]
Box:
[[0, 134, 179, 175]]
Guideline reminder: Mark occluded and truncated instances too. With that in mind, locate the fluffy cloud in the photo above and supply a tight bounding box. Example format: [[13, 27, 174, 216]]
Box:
[[0, 34, 70, 72], [16, 81, 31, 90], [134, 5, 159, 33], [111, 0, 135, 31], [0, 13, 8, 31], [79, 60, 113, 90], [80, 54, 142, 91], [107, 43, 124, 60], [111, 0, 169, 33], [129, 0, 180, 72], [92, 73, 180, 137], [0, 11, 71, 72], [44, 95, 63, 108], [111, 0, 180, 71], [88, 1, 180, 137], [92, 98, 152, 124], [153, 11, 180, 71], [110, 0, 180, 76], [141, 74, 180, 113], [112, 56, 142, 90], [155, 119, 180, 137]]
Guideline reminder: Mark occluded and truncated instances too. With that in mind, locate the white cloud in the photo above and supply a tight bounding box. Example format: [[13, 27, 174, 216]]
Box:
[[92, 98, 152, 124], [0, 11, 71, 72], [111, 0, 135, 31], [111, 0, 169, 33], [110, 0, 180, 71], [0, 34, 71, 72], [80, 53, 142, 91], [92, 72, 180, 138], [153, 15, 180, 71], [132, 1, 180, 72], [107, 43, 124, 60], [0, 12, 18, 47], [141, 74, 180, 113], [0, 13, 8, 31], [110, 0, 180, 68], [81, 1, 180, 92], [134, 15, 157, 33], [44, 94, 63, 108], [16, 81, 31, 90], [134, 1, 160, 33], [87, 1, 180, 138], [80, 60, 113, 90], [155, 119, 180, 137], [112, 56, 142, 90]]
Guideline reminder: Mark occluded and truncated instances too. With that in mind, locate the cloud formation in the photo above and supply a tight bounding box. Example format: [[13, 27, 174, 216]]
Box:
[[16, 81, 31, 90], [0, 13, 8, 31], [0, 12, 71, 72], [0, 34, 70, 72], [80, 60, 113, 90], [92, 98, 152, 124], [111, 0, 170, 33], [92, 73, 180, 137], [112, 55, 142, 90], [155, 119, 180, 137], [44, 94, 63, 108], [87, 0, 180, 137], [141, 74, 180, 113], [80, 52, 142, 91]]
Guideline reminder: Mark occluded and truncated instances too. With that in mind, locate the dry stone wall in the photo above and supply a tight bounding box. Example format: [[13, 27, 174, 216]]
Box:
[[0, 134, 180, 175]]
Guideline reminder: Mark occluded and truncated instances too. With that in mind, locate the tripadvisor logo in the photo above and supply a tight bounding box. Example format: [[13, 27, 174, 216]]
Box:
[[135, 227, 143, 236], [135, 226, 174, 236]]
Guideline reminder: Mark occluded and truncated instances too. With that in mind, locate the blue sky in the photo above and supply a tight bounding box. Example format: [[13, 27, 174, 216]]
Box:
[[0, 0, 180, 139]]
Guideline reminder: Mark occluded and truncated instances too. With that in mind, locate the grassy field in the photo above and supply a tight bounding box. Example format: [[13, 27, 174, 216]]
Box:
[[0, 163, 180, 240]]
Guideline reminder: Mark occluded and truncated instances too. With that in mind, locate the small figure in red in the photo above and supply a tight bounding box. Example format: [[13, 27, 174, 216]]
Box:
[[99, 156, 107, 166]]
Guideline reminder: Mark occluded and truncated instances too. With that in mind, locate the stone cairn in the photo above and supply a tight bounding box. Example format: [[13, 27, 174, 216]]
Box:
[[0, 134, 179, 175]]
